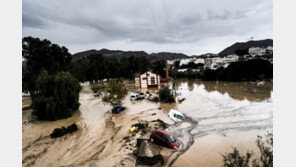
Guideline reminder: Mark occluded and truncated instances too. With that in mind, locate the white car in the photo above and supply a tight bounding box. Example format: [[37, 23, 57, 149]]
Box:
[[145, 93, 151, 99], [130, 95, 137, 100], [168, 109, 185, 122]]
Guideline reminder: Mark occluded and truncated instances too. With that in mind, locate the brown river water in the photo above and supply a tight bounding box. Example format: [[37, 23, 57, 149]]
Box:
[[22, 79, 272, 167]]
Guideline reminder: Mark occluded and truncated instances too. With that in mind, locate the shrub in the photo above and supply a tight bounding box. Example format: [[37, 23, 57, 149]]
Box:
[[91, 84, 100, 93], [158, 86, 175, 103], [221, 132, 273, 167], [221, 148, 253, 167], [152, 97, 159, 102], [32, 70, 82, 121]]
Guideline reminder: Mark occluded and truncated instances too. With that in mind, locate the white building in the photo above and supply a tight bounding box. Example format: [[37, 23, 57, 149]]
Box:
[[249, 47, 266, 56], [266, 46, 273, 51], [194, 58, 205, 64], [226, 54, 239, 62], [204, 59, 212, 69], [135, 71, 161, 88], [180, 58, 195, 66]]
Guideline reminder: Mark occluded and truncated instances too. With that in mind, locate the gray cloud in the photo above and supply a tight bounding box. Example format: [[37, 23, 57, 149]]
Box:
[[22, 0, 272, 55], [22, 13, 44, 28], [207, 10, 246, 20]]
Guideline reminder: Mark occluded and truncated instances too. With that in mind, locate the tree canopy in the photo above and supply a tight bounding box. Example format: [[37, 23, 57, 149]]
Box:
[[22, 36, 72, 97], [101, 78, 128, 107], [32, 71, 81, 120], [158, 86, 175, 103]]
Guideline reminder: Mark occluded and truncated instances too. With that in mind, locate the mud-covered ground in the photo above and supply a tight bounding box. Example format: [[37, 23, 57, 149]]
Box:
[[22, 79, 273, 167], [22, 86, 176, 167]]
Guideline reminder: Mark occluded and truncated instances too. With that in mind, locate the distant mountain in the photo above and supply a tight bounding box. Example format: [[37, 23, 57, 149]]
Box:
[[150, 52, 188, 60], [218, 39, 273, 56], [72, 49, 189, 61], [72, 49, 152, 61], [191, 53, 217, 58]]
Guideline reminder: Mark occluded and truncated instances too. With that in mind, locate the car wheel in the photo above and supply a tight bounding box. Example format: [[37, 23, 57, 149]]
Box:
[[150, 137, 154, 143]]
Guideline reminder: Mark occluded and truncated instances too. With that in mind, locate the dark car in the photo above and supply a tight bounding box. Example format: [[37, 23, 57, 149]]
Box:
[[150, 129, 180, 149], [112, 106, 126, 114], [136, 94, 145, 100]]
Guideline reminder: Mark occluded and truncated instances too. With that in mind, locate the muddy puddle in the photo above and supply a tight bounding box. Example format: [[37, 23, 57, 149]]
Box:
[[22, 79, 272, 167]]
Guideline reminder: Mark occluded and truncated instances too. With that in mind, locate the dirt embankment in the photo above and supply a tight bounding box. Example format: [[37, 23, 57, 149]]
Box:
[[22, 86, 176, 167]]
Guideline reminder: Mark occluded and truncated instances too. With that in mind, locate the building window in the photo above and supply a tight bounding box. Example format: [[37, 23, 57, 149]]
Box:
[[151, 77, 155, 84]]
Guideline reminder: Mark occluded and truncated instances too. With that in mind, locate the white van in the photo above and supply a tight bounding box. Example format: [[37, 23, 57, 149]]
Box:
[[168, 109, 185, 122]]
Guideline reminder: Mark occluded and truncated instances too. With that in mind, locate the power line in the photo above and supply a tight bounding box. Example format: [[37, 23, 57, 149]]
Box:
[[161, 0, 170, 35], [146, 0, 162, 37]]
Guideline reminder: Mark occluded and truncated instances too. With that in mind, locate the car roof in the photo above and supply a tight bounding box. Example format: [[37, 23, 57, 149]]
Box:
[[169, 109, 183, 116], [154, 129, 170, 136]]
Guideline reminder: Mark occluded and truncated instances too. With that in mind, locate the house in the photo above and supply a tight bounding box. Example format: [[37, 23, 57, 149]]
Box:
[[135, 71, 161, 88], [194, 58, 205, 64], [204, 58, 212, 69], [226, 54, 239, 62]]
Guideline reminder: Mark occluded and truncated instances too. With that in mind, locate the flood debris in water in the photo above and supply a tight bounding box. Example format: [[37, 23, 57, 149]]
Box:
[[50, 123, 78, 138], [129, 119, 168, 135], [135, 140, 164, 166]]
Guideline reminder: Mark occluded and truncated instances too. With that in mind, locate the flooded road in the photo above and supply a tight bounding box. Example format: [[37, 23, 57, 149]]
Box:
[[22, 79, 272, 167], [153, 79, 273, 167]]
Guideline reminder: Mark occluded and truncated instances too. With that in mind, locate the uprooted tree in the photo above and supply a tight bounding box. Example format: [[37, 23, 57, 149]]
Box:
[[221, 131, 273, 167], [101, 78, 128, 108]]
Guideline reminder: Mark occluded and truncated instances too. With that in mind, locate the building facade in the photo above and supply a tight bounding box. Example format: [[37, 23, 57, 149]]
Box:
[[135, 71, 161, 88]]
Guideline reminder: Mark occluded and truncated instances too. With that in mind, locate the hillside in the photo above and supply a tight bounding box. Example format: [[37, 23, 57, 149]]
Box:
[[150, 52, 188, 60], [191, 53, 217, 58], [72, 49, 149, 60], [218, 39, 273, 56], [72, 49, 189, 61]]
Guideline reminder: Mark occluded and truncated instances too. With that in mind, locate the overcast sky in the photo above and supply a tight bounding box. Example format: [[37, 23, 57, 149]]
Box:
[[23, 0, 272, 55]]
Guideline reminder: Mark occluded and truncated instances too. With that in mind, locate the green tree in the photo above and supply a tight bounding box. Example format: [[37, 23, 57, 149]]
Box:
[[22, 36, 72, 98], [173, 60, 180, 69], [70, 57, 89, 82], [151, 60, 166, 78], [31, 70, 82, 120], [221, 132, 273, 167], [158, 86, 175, 103], [252, 132, 273, 167], [101, 78, 128, 107], [87, 54, 107, 83], [221, 148, 253, 167]]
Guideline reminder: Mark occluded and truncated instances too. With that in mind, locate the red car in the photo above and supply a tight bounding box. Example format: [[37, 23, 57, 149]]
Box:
[[150, 129, 180, 149]]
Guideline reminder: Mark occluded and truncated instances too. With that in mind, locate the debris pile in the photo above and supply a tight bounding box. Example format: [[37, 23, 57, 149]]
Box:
[[135, 140, 164, 166], [119, 119, 168, 166]]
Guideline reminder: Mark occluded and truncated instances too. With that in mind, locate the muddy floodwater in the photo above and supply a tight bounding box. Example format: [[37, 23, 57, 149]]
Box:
[[22, 79, 272, 167], [129, 79, 273, 167]]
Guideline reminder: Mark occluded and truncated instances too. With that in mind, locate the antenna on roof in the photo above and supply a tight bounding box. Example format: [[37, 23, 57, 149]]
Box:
[[248, 37, 254, 41]]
